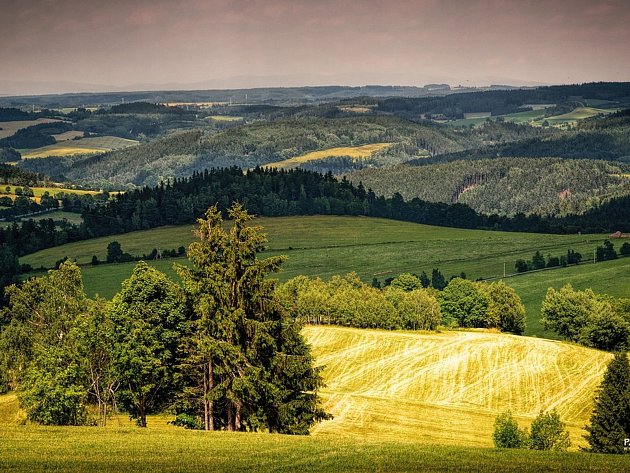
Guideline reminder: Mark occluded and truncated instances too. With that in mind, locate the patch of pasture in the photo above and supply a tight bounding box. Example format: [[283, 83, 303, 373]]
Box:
[[265, 144, 392, 169], [20, 136, 138, 158], [0, 118, 63, 139]]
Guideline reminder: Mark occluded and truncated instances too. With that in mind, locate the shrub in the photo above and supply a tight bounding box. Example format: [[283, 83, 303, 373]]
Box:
[[529, 409, 571, 451], [493, 411, 528, 448]]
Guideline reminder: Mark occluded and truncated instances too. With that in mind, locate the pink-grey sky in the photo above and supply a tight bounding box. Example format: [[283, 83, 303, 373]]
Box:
[[1, 0, 629, 94]]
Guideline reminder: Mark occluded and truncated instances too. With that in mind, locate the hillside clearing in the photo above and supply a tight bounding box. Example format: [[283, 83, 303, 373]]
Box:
[[20, 136, 138, 158], [0, 118, 62, 139], [304, 326, 611, 449], [0, 185, 100, 197], [265, 143, 392, 169]]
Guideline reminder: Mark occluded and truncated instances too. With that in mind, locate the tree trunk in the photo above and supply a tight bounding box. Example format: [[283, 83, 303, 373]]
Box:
[[235, 401, 241, 431], [204, 360, 214, 431], [103, 400, 107, 428], [139, 397, 147, 428], [227, 404, 234, 431]]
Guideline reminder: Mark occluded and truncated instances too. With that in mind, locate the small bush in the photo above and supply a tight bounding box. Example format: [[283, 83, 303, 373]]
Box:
[[169, 413, 203, 430], [493, 411, 528, 448], [529, 409, 571, 451]]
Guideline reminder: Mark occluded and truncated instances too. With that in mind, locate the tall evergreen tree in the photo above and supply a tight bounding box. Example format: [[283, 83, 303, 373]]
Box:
[[176, 203, 329, 433], [585, 352, 630, 453]]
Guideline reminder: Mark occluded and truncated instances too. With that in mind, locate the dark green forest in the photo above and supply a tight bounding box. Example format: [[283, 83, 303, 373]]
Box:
[[347, 158, 630, 216]]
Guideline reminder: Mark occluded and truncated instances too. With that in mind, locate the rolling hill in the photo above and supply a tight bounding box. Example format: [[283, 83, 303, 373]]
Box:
[[346, 158, 630, 216], [20, 215, 626, 338], [304, 325, 611, 449], [0, 326, 620, 468]]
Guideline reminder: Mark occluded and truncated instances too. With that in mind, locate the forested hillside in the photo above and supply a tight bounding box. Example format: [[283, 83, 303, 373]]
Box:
[[347, 158, 630, 216], [410, 110, 630, 166], [377, 82, 630, 120], [16, 116, 550, 187]]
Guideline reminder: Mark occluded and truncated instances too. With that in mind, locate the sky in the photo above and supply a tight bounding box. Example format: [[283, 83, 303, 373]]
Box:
[[1, 0, 629, 95]]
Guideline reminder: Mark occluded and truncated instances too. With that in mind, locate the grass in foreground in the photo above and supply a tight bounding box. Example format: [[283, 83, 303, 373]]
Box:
[[1, 323, 629, 473], [1, 424, 629, 473]]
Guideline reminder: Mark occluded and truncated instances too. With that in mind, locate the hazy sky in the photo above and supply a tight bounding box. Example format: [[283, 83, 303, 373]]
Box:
[[1, 0, 629, 94]]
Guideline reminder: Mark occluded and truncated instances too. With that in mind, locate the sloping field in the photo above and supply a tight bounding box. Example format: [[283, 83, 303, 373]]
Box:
[[21, 215, 604, 280], [1, 185, 100, 198], [544, 107, 615, 125], [265, 143, 391, 169], [0, 118, 62, 139], [304, 326, 611, 449], [21, 136, 138, 158], [20, 216, 616, 338], [503, 256, 630, 336], [0, 329, 626, 471]]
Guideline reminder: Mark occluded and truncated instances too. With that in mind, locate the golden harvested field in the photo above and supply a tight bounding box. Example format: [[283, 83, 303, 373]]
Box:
[[266, 143, 392, 169], [207, 115, 243, 121], [337, 105, 374, 113], [0, 118, 62, 139], [304, 326, 611, 449], [21, 136, 138, 158], [544, 107, 615, 124]]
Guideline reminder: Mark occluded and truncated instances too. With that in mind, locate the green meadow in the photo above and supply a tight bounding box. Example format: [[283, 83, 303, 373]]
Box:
[[19, 215, 629, 337], [2, 422, 628, 472]]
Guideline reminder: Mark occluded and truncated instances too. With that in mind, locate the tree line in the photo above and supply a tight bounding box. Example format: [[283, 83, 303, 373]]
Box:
[[276, 273, 526, 335], [541, 284, 630, 352], [6, 166, 630, 303], [0, 204, 329, 432]]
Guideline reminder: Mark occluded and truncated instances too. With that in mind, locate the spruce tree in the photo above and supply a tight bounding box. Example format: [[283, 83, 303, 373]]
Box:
[[585, 352, 630, 453], [177, 203, 329, 433]]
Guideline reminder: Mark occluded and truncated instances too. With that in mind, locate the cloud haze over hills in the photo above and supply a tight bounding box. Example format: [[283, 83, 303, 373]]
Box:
[[1, 0, 629, 95]]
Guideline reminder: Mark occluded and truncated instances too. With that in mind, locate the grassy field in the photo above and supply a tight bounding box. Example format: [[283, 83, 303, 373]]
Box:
[[502, 256, 630, 336], [0, 185, 100, 198], [2, 422, 628, 472], [265, 143, 392, 169], [446, 106, 614, 128], [447, 109, 547, 127], [206, 115, 243, 122], [1, 327, 628, 471], [0, 210, 84, 228], [21, 215, 607, 280], [0, 118, 62, 139], [20, 136, 138, 159], [20, 216, 625, 337], [543, 107, 615, 125]]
